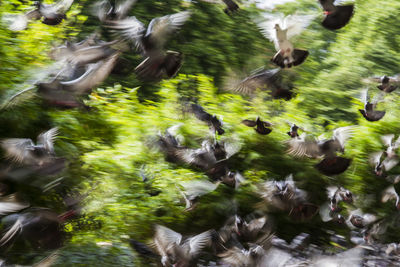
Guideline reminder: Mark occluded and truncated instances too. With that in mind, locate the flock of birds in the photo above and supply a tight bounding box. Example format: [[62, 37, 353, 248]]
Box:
[[1, 0, 400, 266]]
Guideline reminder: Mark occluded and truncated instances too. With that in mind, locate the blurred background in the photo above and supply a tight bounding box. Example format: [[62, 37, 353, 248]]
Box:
[[0, 0, 400, 265]]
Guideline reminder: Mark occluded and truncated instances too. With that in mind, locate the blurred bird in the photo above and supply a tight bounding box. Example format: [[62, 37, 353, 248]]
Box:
[[179, 180, 220, 211], [0, 208, 64, 250], [318, 0, 354, 30], [258, 174, 318, 221], [370, 135, 400, 176], [286, 126, 354, 175], [257, 13, 313, 68], [347, 209, 377, 229], [326, 185, 353, 212], [129, 238, 158, 258], [189, 104, 225, 135], [153, 225, 212, 267], [242, 117, 272, 135], [359, 89, 386, 122], [7, 0, 74, 31], [0, 193, 30, 217], [218, 245, 266, 267], [286, 122, 302, 138], [106, 11, 191, 81], [93, 0, 137, 21], [232, 215, 272, 243], [1, 128, 63, 168]]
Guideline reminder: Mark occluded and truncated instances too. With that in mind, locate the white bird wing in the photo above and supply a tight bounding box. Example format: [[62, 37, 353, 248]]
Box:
[[43, 0, 74, 14], [0, 219, 23, 247], [1, 138, 35, 164], [256, 13, 283, 49], [286, 133, 320, 158], [181, 180, 219, 198], [37, 127, 58, 153], [382, 185, 398, 203], [382, 157, 399, 172], [0, 194, 30, 216], [115, 0, 137, 18], [283, 14, 315, 40], [326, 186, 339, 199], [147, 11, 191, 49], [154, 225, 182, 249], [185, 230, 212, 257], [106, 16, 145, 44], [381, 134, 394, 147], [369, 151, 383, 166], [332, 126, 354, 149]]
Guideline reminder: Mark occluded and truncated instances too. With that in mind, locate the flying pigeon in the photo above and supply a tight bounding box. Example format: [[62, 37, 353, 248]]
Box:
[[319, 0, 354, 30], [242, 117, 272, 135], [257, 13, 314, 68], [359, 89, 386, 122], [286, 126, 354, 175]]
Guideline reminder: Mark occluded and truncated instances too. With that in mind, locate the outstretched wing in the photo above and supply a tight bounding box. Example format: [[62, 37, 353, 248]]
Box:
[[185, 230, 212, 257], [1, 138, 35, 164], [37, 128, 58, 153], [286, 133, 320, 158], [105, 16, 145, 45], [44, 0, 74, 14], [146, 11, 191, 49], [283, 14, 315, 40], [332, 126, 353, 149]]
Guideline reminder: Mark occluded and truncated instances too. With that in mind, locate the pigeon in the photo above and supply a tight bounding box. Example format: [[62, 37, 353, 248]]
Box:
[[258, 174, 318, 221], [326, 185, 353, 211], [106, 11, 191, 81], [257, 13, 313, 68], [242, 117, 272, 135], [218, 245, 267, 267], [93, 0, 137, 21], [0, 208, 64, 250], [319, 0, 354, 30], [7, 0, 74, 31], [286, 126, 354, 175], [359, 89, 386, 122], [189, 104, 225, 135], [153, 225, 212, 267], [287, 123, 302, 138], [232, 215, 272, 243], [370, 135, 400, 176], [347, 209, 377, 229], [1, 128, 63, 168]]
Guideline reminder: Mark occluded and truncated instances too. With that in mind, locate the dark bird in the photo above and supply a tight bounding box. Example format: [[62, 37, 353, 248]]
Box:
[[319, 0, 354, 30], [376, 75, 399, 93], [286, 126, 353, 175], [106, 11, 190, 81], [242, 117, 272, 135], [0, 208, 64, 250], [153, 225, 212, 267], [287, 123, 301, 138], [258, 14, 313, 68], [8, 0, 74, 31], [189, 104, 225, 135], [1, 128, 65, 172], [359, 89, 386, 122]]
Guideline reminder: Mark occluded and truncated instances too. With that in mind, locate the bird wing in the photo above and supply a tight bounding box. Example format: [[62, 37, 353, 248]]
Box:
[[382, 157, 399, 172], [185, 230, 212, 257], [237, 68, 281, 95], [6, 9, 41, 31], [326, 186, 339, 199], [1, 138, 35, 164], [61, 52, 119, 95], [114, 0, 137, 19], [382, 185, 398, 203], [369, 151, 383, 166], [0, 194, 30, 216], [92, 0, 112, 21], [43, 0, 74, 14], [247, 216, 267, 233], [154, 225, 182, 251], [0, 218, 23, 247], [190, 104, 213, 122], [175, 148, 217, 170], [332, 126, 353, 149], [381, 134, 395, 147], [242, 119, 257, 127], [146, 11, 191, 49], [218, 247, 250, 267], [37, 127, 58, 154], [286, 133, 320, 158], [360, 88, 370, 104], [283, 14, 315, 40], [181, 180, 219, 199], [105, 16, 145, 45], [256, 13, 283, 47]]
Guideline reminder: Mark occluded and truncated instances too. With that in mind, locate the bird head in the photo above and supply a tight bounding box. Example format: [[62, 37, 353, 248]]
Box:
[[381, 75, 390, 84]]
